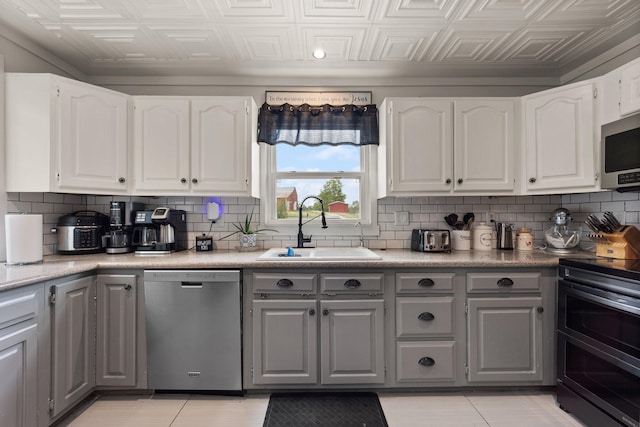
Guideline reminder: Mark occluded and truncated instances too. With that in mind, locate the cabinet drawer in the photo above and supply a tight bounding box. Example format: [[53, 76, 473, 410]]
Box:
[[396, 341, 456, 382], [320, 273, 383, 294], [396, 273, 455, 293], [466, 272, 541, 293], [0, 286, 39, 329], [396, 297, 454, 338], [252, 273, 316, 293]]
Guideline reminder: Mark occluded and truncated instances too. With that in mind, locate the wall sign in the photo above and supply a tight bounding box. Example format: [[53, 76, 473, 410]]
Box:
[[265, 91, 372, 106]]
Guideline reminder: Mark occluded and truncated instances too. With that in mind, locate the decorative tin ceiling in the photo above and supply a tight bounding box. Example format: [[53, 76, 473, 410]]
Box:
[[0, 0, 638, 79]]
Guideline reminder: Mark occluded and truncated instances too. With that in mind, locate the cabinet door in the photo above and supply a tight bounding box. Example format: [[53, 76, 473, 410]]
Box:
[[620, 58, 640, 116], [96, 275, 137, 387], [454, 100, 515, 192], [467, 297, 543, 383], [320, 299, 385, 385], [386, 99, 453, 193], [191, 98, 252, 194], [50, 277, 96, 418], [523, 82, 596, 192], [134, 98, 190, 192], [252, 299, 317, 385], [58, 80, 129, 193], [0, 322, 38, 427]]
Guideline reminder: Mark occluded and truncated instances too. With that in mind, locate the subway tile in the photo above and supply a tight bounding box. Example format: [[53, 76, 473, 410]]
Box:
[[588, 191, 612, 202]]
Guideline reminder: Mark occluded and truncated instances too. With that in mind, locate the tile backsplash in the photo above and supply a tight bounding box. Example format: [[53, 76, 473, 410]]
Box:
[[6, 191, 640, 256]]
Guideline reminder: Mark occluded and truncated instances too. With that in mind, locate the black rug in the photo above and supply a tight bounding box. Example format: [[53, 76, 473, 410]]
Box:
[[263, 392, 388, 427]]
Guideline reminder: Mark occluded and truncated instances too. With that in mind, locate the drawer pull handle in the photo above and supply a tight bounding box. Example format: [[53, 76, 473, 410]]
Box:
[[497, 278, 514, 287], [276, 279, 294, 288], [418, 278, 435, 287], [418, 312, 435, 321], [344, 279, 361, 289], [418, 357, 435, 367]]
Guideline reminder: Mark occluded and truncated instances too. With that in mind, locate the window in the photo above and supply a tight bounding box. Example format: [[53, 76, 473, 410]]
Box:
[[258, 102, 379, 237]]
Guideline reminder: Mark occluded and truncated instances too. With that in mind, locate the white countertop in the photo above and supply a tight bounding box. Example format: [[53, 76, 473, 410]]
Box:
[[0, 248, 593, 292]]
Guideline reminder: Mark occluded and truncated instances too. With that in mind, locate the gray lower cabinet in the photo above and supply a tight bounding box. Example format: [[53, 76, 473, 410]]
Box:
[[49, 276, 96, 419], [467, 297, 543, 383], [320, 299, 385, 385], [252, 299, 318, 385], [465, 270, 555, 385], [96, 274, 137, 387], [248, 270, 386, 387], [0, 284, 41, 427]]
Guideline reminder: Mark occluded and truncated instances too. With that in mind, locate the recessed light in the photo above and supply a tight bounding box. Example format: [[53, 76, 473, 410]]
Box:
[[312, 48, 326, 59]]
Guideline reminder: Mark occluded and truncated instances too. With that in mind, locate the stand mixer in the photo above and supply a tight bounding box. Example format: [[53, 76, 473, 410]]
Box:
[[544, 208, 580, 254]]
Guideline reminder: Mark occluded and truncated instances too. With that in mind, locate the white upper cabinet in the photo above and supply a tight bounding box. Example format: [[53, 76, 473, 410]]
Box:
[[5, 73, 130, 194], [454, 100, 515, 192], [620, 58, 640, 116], [522, 80, 598, 193], [133, 96, 259, 196], [601, 57, 640, 124], [378, 98, 516, 197]]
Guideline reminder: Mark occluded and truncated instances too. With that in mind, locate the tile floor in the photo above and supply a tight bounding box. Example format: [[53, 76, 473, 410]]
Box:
[[58, 390, 586, 427]]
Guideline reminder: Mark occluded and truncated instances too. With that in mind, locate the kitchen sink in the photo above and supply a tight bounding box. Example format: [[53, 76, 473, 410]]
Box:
[[257, 247, 381, 261]]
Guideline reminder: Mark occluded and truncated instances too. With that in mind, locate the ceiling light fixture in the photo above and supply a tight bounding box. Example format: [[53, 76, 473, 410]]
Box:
[[312, 48, 326, 59]]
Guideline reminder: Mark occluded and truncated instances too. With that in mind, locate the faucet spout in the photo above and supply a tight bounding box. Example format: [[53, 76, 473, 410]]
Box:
[[355, 221, 364, 247], [297, 196, 328, 248]]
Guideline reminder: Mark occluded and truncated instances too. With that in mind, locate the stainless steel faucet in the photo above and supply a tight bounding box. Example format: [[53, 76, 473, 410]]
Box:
[[297, 196, 328, 248], [355, 221, 364, 247]]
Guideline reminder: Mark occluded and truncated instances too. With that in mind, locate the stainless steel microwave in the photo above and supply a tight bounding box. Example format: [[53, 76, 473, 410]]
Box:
[[601, 113, 640, 190]]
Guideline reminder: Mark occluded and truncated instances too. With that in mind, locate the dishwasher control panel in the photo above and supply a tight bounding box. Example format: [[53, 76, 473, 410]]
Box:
[[144, 270, 240, 282]]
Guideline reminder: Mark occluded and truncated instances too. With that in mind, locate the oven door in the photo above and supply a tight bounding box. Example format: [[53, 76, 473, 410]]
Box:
[[558, 280, 640, 426]]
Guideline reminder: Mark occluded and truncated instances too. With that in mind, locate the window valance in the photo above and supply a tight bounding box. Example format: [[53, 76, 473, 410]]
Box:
[[257, 102, 379, 146]]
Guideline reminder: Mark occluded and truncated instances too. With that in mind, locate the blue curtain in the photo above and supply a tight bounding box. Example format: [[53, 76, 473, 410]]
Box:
[[257, 103, 379, 146]]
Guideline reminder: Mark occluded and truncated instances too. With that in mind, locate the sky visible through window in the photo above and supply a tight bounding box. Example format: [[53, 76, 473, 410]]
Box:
[[276, 144, 361, 205]]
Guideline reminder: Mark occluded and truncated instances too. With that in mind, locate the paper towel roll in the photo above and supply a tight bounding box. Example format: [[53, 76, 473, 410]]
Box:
[[5, 214, 43, 265]]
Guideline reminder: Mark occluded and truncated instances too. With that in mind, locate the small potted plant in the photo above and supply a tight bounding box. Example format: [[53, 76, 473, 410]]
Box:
[[221, 209, 276, 249]]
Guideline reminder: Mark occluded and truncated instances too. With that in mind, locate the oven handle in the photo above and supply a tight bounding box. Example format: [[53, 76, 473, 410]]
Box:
[[560, 280, 640, 316]]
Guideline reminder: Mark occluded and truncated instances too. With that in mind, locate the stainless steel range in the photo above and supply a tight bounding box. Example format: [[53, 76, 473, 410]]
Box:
[[557, 258, 640, 427]]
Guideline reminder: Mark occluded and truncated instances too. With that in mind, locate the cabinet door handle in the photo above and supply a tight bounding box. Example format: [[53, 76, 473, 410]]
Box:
[[457, 178, 463, 184], [529, 177, 536, 184], [322, 309, 329, 316], [124, 284, 132, 291], [192, 178, 198, 184], [180, 178, 187, 184], [418, 357, 435, 367], [418, 278, 435, 288], [276, 279, 293, 288], [418, 312, 435, 321], [537, 306, 544, 313], [309, 309, 316, 316], [344, 279, 361, 289], [445, 179, 452, 184], [118, 177, 126, 184], [497, 277, 514, 287]]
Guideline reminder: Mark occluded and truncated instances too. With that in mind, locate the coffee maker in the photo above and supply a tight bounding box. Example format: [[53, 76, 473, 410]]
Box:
[[132, 207, 187, 254], [103, 201, 143, 254]]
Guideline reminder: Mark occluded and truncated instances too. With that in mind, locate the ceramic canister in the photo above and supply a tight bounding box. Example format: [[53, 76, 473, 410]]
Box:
[[472, 222, 494, 251]]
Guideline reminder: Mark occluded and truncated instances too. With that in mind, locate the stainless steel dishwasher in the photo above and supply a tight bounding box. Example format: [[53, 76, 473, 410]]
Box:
[[144, 270, 242, 392]]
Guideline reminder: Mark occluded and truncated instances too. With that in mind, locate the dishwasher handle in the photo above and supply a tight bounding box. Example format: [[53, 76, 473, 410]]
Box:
[[181, 282, 203, 288]]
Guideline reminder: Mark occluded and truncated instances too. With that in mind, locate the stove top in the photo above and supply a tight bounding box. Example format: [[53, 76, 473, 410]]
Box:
[[560, 257, 640, 282]]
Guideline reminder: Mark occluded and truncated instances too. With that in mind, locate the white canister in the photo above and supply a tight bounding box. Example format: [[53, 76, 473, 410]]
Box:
[[451, 230, 471, 250], [516, 228, 534, 251], [472, 222, 493, 251], [5, 214, 43, 265]]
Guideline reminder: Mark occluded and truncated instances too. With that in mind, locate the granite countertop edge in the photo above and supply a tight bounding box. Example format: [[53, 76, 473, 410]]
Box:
[[0, 248, 594, 292]]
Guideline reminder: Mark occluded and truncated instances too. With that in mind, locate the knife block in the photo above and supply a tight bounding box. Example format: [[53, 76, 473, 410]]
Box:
[[595, 225, 640, 259]]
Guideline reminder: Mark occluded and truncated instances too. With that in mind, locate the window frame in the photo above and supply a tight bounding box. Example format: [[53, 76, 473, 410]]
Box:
[[260, 143, 379, 238]]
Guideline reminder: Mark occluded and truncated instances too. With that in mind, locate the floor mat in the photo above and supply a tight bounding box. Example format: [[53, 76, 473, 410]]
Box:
[[263, 392, 388, 427]]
